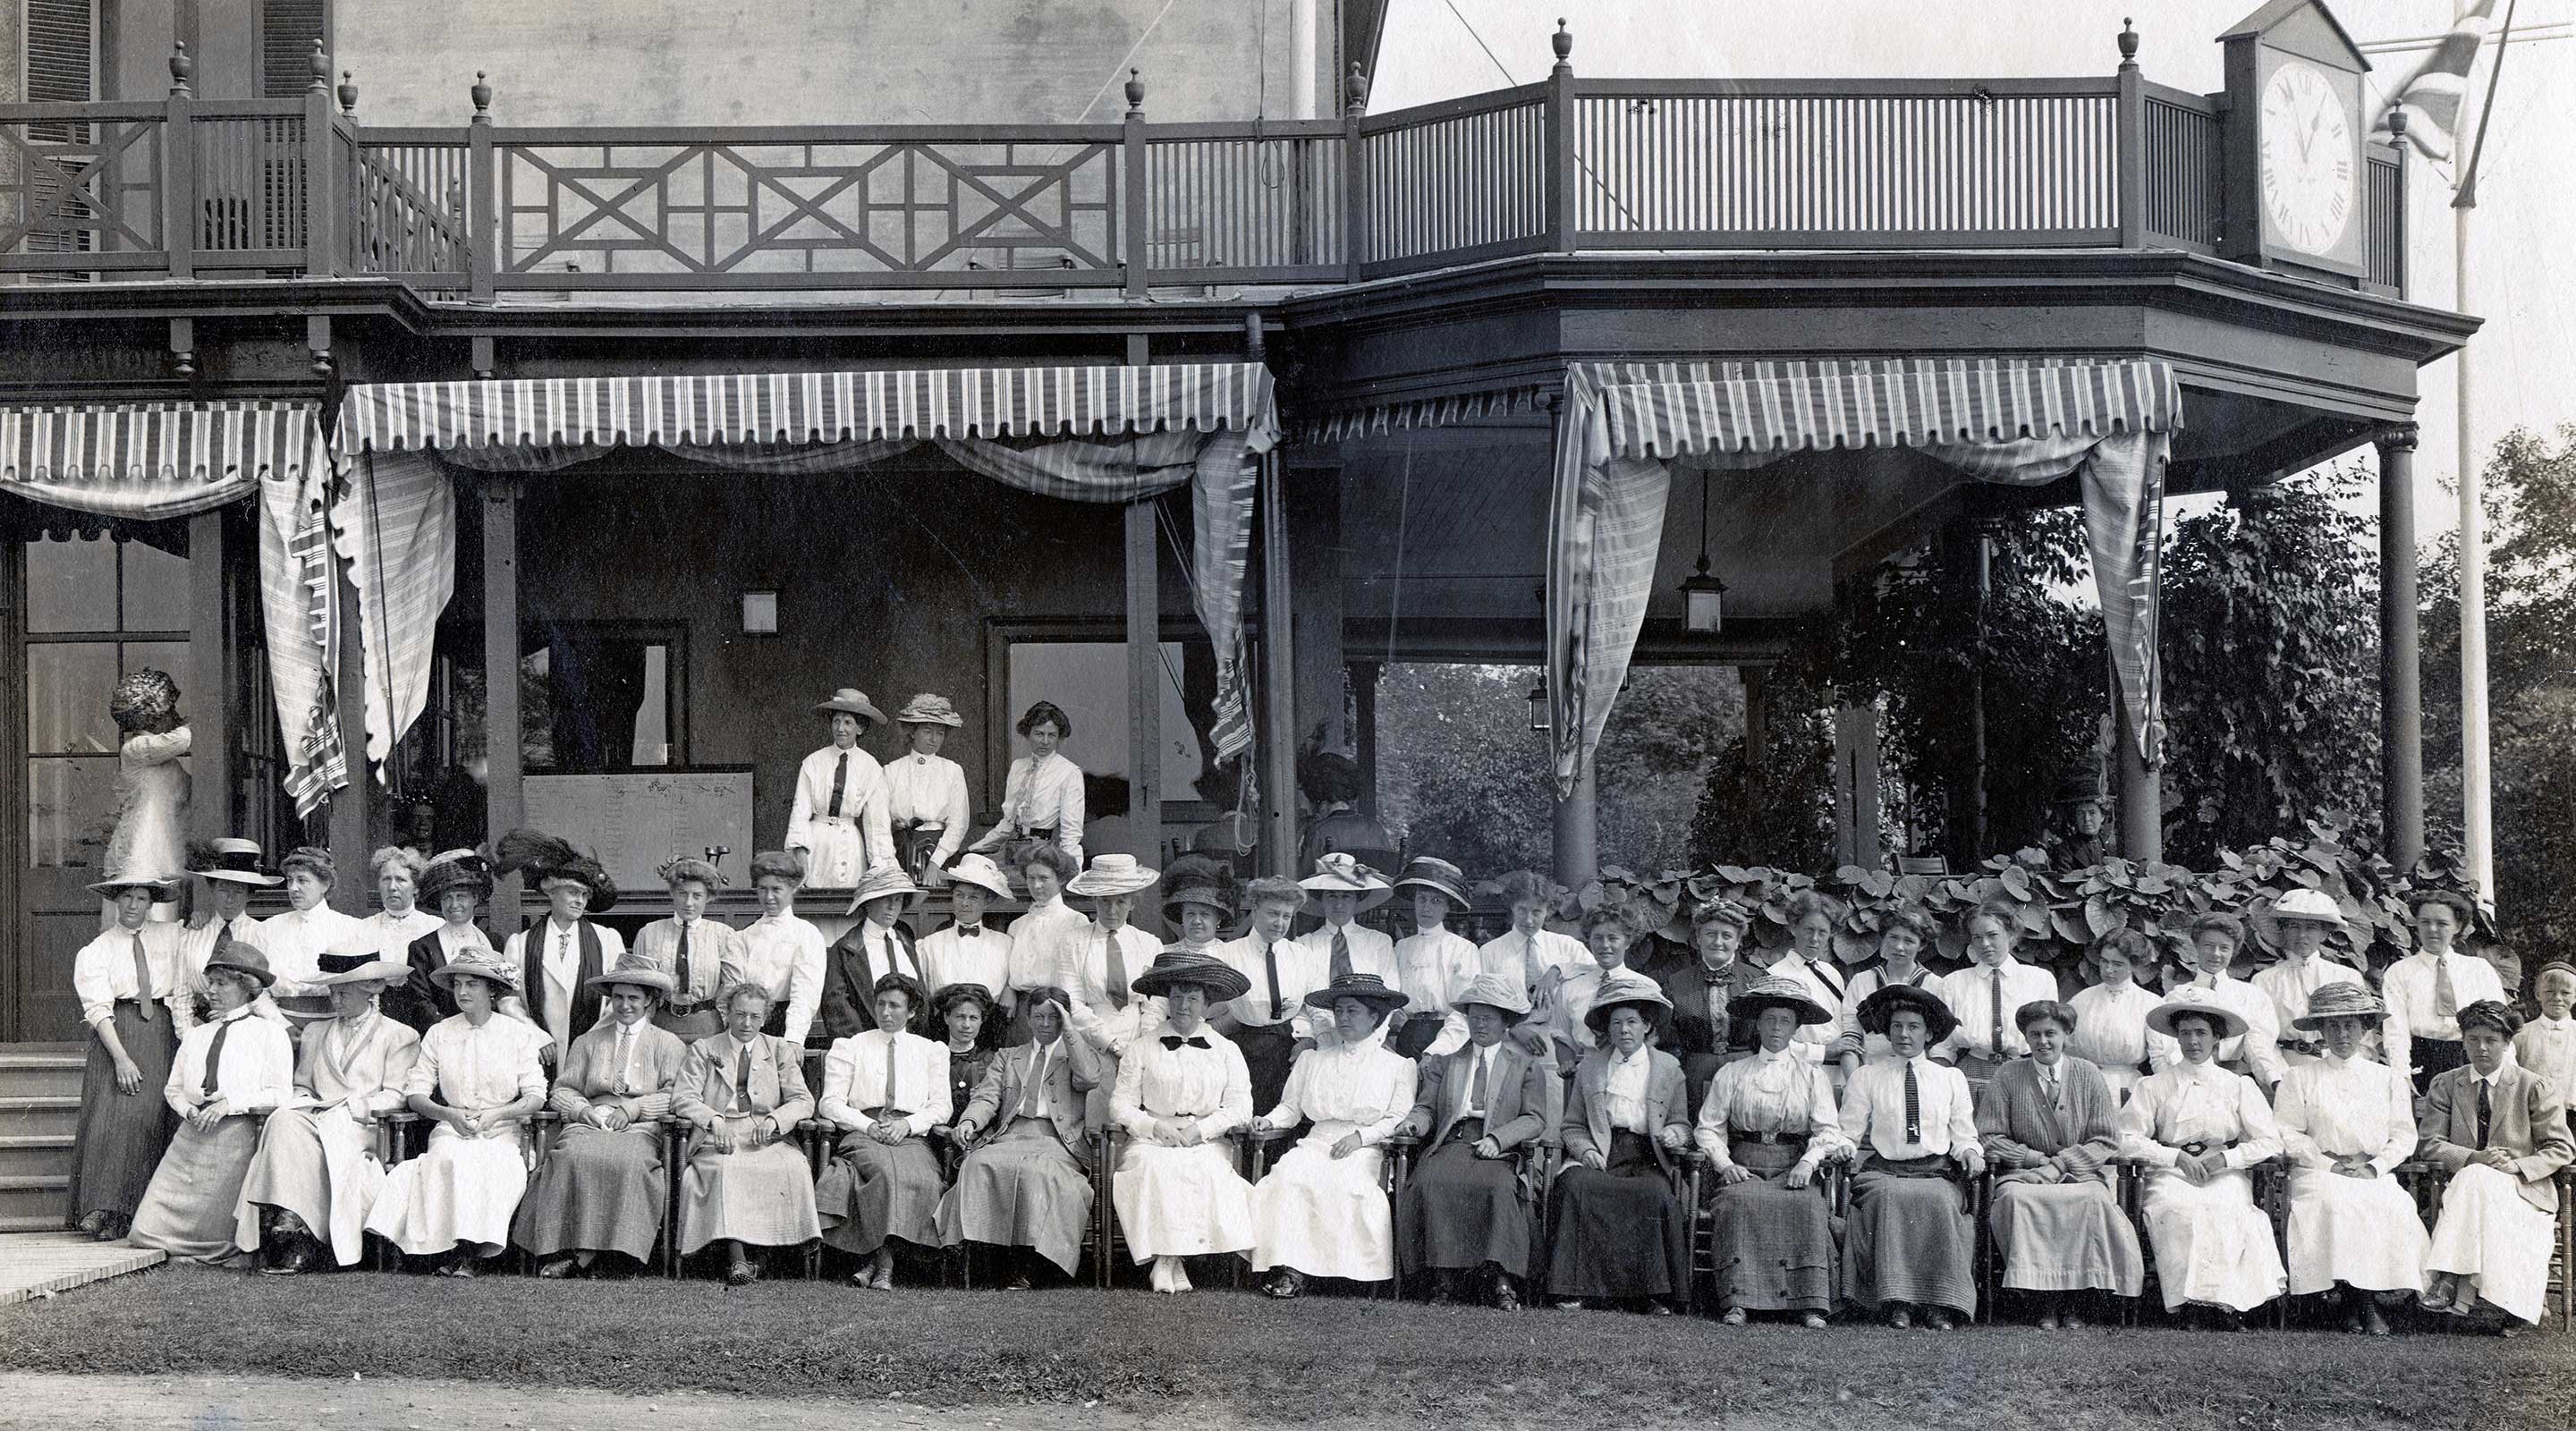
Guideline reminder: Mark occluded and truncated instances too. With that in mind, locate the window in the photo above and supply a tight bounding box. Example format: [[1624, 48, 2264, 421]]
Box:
[[990, 622, 1243, 817], [521, 623, 684, 774], [22, 535, 190, 869]]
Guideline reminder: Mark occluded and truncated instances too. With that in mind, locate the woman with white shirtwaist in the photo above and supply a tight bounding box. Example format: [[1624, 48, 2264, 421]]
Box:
[[787, 689, 897, 889], [968, 700, 1086, 866], [883, 693, 973, 885]]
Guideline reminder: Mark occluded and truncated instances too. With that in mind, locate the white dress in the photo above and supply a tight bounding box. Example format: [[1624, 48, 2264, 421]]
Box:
[[100, 726, 191, 925], [2275, 1053, 2427, 1295], [1112, 1020, 1255, 1260], [364, 1012, 549, 1257], [2120, 1060, 2288, 1312], [784, 742, 894, 888], [1250, 1023, 1418, 1281], [2065, 981, 2165, 1098], [970, 752, 1086, 865]]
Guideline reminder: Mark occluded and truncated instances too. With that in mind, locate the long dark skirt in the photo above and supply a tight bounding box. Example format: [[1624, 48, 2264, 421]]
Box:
[[2413, 1037, 2468, 1096], [1843, 1154, 1978, 1317], [1707, 1138, 1836, 1313], [1542, 1130, 1688, 1300], [1233, 1023, 1299, 1120], [816, 1133, 944, 1257], [65, 1003, 178, 1224], [512, 1123, 667, 1261], [1396, 1121, 1531, 1277]]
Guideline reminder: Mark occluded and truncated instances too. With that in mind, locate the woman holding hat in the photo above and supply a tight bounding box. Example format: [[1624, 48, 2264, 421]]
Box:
[[1545, 970, 1693, 1314], [884, 693, 973, 885], [259, 847, 373, 1035], [360, 847, 441, 968], [366, 951, 551, 1276], [515, 959, 689, 1279], [918, 852, 1018, 1010], [389, 850, 496, 1033], [2117, 988, 2287, 1325], [1664, 897, 1758, 1106], [2274, 980, 2425, 1334], [625, 856, 746, 1042], [817, 971, 952, 1289], [2250, 889, 2370, 1069], [788, 688, 897, 889], [1390, 858, 1479, 1061], [939, 987, 1099, 1287], [2419, 999, 2576, 1332], [1111, 949, 1258, 1293], [932, 983, 1003, 1122], [1294, 853, 1396, 997], [1394, 972, 1559, 1308], [822, 864, 928, 1041], [237, 946, 423, 1274], [1694, 976, 1851, 1329], [1247, 971, 1419, 1298], [967, 700, 1086, 867], [1839, 984, 1984, 1329], [496, 829, 627, 1061], [67, 872, 194, 1241], [671, 984, 821, 1287], [129, 939, 294, 1264], [1974, 999, 2144, 1328]]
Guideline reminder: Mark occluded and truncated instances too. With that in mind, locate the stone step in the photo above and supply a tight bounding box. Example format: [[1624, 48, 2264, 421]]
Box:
[[0, 1097, 80, 1141]]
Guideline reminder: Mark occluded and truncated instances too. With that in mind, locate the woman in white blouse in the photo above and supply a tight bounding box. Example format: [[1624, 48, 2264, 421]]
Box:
[[129, 940, 294, 1264], [2274, 981, 2425, 1334], [968, 700, 1085, 867], [258, 847, 372, 1035], [786, 688, 895, 889], [885, 692, 973, 885], [360, 846, 441, 968], [365, 951, 551, 1276], [1696, 976, 1849, 1329], [1248, 973, 1419, 1298], [67, 873, 192, 1241], [1002, 843, 1089, 1045], [816, 971, 952, 1290], [1112, 951, 1258, 1294], [2064, 929, 2167, 1099], [2119, 989, 2287, 1325]]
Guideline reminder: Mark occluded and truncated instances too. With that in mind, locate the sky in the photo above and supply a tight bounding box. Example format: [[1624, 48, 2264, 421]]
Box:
[[1373, 0, 2576, 538]]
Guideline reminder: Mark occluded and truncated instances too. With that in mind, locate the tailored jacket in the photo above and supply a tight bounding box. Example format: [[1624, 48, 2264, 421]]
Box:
[[818, 921, 923, 1041], [1402, 1041, 1559, 1153], [548, 1019, 689, 1125], [1558, 1046, 1690, 1180], [2419, 1062, 2576, 1214], [671, 1031, 818, 1144], [958, 1035, 1104, 1157]]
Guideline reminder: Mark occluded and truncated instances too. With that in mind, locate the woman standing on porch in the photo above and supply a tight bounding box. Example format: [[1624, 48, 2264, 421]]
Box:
[[787, 689, 898, 888], [884, 693, 973, 884], [67, 873, 193, 1242], [968, 700, 1086, 866]]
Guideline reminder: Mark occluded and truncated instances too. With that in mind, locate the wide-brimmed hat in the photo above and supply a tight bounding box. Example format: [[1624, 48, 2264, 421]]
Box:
[[844, 864, 923, 916], [428, 950, 521, 995], [1300, 852, 1393, 912], [1728, 975, 1832, 1028], [1451, 971, 1532, 1021], [1391, 856, 1473, 910], [2255, 887, 2347, 946], [1130, 948, 1251, 1003], [586, 956, 677, 997], [1067, 853, 1159, 899], [416, 849, 495, 908], [894, 692, 963, 728], [944, 852, 1017, 903], [89, 865, 178, 899], [314, 949, 410, 986], [496, 828, 618, 914], [189, 836, 283, 886], [2292, 980, 2385, 1030], [1584, 970, 1674, 1035], [202, 938, 277, 989], [1302, 971, 1411, 1016], [815, 688, 889, 725], [1160, 853, 1235, 920], [1858, 984, 1961, 1045], [2145, 987, 2250, 1041]]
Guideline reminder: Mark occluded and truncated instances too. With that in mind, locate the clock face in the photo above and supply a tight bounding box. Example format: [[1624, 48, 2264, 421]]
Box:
[[2259, 58, 2355, 258]]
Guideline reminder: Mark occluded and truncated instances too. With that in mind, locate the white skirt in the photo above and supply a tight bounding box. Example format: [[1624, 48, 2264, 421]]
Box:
[[2286, 1164, 2428, 1295], [1250, 1121, 1392, 1281], [801, 820, 869, 889], [237, 1104, 387, 1266], [364, 1121, 530, 1257], [2139, 1165, 2286, 1312], [1114, 1138, 1253, 1261], [2426, 1164, 2557, 1324]]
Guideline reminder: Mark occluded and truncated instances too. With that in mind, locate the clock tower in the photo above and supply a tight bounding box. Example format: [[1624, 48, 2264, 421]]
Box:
[[2218, 0, 2372, 280]]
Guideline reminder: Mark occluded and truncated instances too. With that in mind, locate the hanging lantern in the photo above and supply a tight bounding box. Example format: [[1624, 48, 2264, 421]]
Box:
[[1528, 681, 1549, 732], [1679, 470, 1727, 634]]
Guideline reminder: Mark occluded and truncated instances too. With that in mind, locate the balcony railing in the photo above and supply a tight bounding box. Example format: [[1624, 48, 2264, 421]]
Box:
[[0, 36, 2409, 300]]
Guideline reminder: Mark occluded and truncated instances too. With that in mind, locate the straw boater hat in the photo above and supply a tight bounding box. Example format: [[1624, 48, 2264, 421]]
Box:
[[496, 828, 618, 914], [1858, 984, 1962, 1045], [1130, 947, 1251, 1003], [1066, 853, 1159, 899], [314, 947, 409, 987], [1728, 975, 1832, 1028], [894, 693, 963, 728], [1451, 971, 1532, 1022], [1584, 970, 1674, 1035], [1392, 856, 1473, 910], [844, 864, 923, 917], [189, 836, 283, 886], [202, 937, 277, 989], [584, 953, 678, 998], [1302, 971, 1411, 1017], [1300, 852, 1393, 912], [88, 862, 178, 900], [815, 688, 889, 726], [2255, 887, 2348, 946], [415, 849, 495, 907], [1159, 853, 1236, 921], [2292, 980, 2385, 1030], [944, 852, 1017, 903], [429, 949, 522, 995], [2144, 986, 2250, 1041]]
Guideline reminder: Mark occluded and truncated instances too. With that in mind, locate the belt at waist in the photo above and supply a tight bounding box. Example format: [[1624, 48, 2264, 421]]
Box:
[[1025, 826, 1058, 839], [1730, 1130, 1810, 1147], [815, 815, 855, 826], [2175, 1138, 2239, 1158], [892, 819, 943, 831]]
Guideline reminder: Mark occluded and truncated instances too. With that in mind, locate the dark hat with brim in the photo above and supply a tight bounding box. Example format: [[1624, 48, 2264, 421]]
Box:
[[1392, 856, 1473, 910], [202, 938, 278, 989], [417, 849, 496, 907], [496, 829, 618, 914], [315, 950, 411, 986], [1728, 975, 1832, 1029], [1131, 948, 1251, 1003], [1857, 984, 1960, 1045], [1302, 971, 1410, 1016]]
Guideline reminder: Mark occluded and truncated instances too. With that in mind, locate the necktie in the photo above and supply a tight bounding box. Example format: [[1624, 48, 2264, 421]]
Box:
[[1330, 927, 1352, 981], [674, 924, 693, 996], [885, 931, 907, 983], [1020, 1043, 1047, 1121], [881, 1033, 900, 1112], [2435, 955, 2459, 1020], [130, 934, 157, 1024], [732, 1042, 753, 1115], [2039, 1069, 2058, 1108], [1991, 970, 2006, 1057], [827, 750, 850, 818], [201, 1016, 233, 1097], [1468, 1046, 1488, 1114], [2476, 1078, 2493, 1149], [1105, 936, 1130, 1009], [614, 1027, 635, 1095], [1902, 1059, 1921, 1145], [1162, 1035, 1211, 1050], [1523, 933, 1539, 994], [1263, 939, 1284, 1020]]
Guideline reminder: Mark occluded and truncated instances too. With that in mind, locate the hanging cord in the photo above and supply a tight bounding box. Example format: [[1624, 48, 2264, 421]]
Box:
[[1383, 428, 1412, 668]]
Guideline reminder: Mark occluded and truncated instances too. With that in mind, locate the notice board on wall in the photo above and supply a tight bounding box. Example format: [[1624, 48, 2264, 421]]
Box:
[[523, 769, 755, 892]]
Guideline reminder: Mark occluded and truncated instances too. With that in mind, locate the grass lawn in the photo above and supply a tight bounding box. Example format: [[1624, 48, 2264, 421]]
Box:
[[2, 1265, 2569, 1431]]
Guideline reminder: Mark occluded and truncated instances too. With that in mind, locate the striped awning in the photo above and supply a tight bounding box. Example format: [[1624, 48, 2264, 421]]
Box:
[[1582, 357, 2183, 461], [1300, 382, 1550, 444], [340, 364, 1278, 453], [0, 400, 323, 520]]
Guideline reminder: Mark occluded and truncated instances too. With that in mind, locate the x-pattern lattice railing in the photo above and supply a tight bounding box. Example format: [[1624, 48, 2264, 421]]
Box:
[[0, 117, 163, 254]]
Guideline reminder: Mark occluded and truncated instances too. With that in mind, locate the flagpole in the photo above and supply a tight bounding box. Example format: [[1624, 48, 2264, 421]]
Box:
[[2453, 0, 2511, 908]]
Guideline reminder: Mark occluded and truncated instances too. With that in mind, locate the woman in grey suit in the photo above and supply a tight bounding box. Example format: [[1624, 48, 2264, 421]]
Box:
[[1541, 971, 1692, 1315], [936, 988, 1102, 1287]]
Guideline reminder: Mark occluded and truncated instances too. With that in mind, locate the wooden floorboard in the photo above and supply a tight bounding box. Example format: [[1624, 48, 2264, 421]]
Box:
[[0, 1232, 165, 1305]]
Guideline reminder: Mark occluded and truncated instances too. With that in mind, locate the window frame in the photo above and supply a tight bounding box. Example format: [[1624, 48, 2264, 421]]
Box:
[[517, 618, 690, 775]]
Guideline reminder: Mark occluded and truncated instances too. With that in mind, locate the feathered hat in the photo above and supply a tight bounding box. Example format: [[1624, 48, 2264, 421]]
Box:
[[495, 827, 618, 914]]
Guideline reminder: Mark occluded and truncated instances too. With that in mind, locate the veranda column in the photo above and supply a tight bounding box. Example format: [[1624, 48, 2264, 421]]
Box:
[[481, 476, 524, 926], [2378, 424, 2425, 866], [1553, 758, 1597, 888], [2113, 681, 2161, 865], [1259, 451, 1300, 877], [186, 508, 233, 842], [1833, 700, 1884, 871], [1123, 497, 1163, 867]]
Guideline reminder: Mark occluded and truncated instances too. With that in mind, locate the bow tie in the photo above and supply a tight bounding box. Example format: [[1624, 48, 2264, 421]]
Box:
[[1161, 1036, 1211, 1051], [955, 925, 983, 937]]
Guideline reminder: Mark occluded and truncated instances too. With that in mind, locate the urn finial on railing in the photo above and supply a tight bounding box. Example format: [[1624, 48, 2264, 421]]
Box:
[[308, 38, 330, 93], [1343, 61, 1370, 117], [338, 70, 359, 116], [2117, 17, 2140, 69], [1125, 68, 1145, 118], [470, 71, 493, 123], [167, 40, 192, 98], [1552, 18, 1573, 74]]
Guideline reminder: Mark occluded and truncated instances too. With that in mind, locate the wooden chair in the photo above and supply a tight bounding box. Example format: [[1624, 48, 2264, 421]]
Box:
[[1681, 1146, 1849, 1319], [1093, 1124, 1254, 1291]]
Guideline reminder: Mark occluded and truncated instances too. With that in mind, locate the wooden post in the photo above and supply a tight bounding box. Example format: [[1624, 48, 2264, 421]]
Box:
[[1124, 498, 1162, 865], [164, 44, 195, 279], [1342, 64, 1370, 282], [2378, 424, 2425, 866], [1552, 758, 1597, 887], [187, 509, 232, 841], [1260, 451, 1300, 879], [467, 72, 496, 302], [1543, 20, 1577, 253], [326, 527, 370, 884], [303, 41, 337, 276], [481, 476, 524, 926], [1285, 457, 1345, 760], [1352, 660, 1381, 818], [2112, 682, 2161, 865], [1123, 71, 1148, 299], [1834, 701, 1884, 870], [2114, 19, 2145, 249]]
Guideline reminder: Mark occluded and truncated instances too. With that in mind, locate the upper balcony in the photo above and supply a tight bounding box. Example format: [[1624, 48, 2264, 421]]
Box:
[[0, 28, 2408, 306]]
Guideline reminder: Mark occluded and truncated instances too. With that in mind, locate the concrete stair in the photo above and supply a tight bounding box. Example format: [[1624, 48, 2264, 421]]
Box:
[[0, 1046, 83, 1232]]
